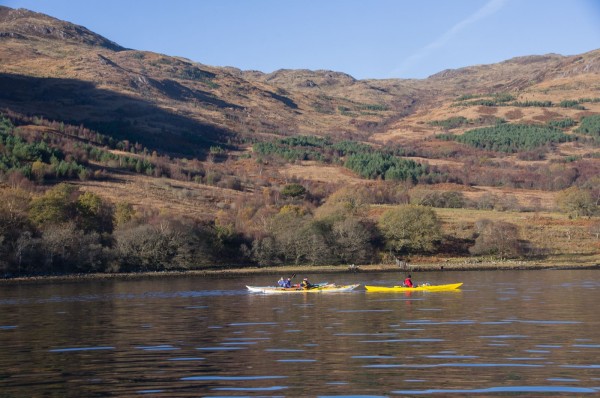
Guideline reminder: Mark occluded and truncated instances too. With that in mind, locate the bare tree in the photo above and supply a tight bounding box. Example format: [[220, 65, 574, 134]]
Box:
[[469, 219, 523, 260], [332, 217, 374, 264]]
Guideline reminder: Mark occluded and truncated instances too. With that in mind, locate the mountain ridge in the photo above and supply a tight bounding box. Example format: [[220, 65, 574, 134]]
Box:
[[0, 6, 125, 51], [0, 6, 599, 172]]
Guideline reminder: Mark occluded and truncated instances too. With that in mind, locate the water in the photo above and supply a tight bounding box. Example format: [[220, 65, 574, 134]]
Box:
[[1, 269, 599, 396]]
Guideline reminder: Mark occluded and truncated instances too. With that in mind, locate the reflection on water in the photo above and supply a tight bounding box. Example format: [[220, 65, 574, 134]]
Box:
[[1, 270, 599, 396]]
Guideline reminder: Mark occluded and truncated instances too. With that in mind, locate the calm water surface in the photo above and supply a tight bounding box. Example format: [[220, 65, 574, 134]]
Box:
[[1, 269, 599, 397]]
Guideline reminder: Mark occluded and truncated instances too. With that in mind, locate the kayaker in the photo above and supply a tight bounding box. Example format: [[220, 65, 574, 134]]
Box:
[[284, 278, 292, 288], [301, 277, 315, 289], [403, 274, 414, 288], [277, 277, 286, 287]]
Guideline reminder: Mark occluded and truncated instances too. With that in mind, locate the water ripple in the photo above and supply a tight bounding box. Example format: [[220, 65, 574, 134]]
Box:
[[392, 386, 597, 394], [516, 320, 581, 325], [1, 289, 246, 306], [480, 334, 528, 339], [365, 363, 544, 368], [49, 346, 115, 352], [335, 333, 398, 337], [197, 346, 246, 351], [221, 341, 257, 345], [213, 386, 288, 391], [424, 355, 479, 359], [181, 375, 287, 381], [319, 396, 387, 398], [407, 320, 475, 325], [265, 348, 304, 352], [135, 345, 179, 351], [360, 338, 444, 343]]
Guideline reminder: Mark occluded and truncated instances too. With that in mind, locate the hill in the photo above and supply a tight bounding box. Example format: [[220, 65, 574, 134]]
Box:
[[0, 6, 598, 276]]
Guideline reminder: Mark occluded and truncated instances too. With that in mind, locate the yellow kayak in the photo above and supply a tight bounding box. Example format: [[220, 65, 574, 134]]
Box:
[[364, 282, 463, 292]]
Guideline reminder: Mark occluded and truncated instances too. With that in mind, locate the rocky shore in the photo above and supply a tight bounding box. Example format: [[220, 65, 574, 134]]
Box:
[[1, 256, 598, 284]]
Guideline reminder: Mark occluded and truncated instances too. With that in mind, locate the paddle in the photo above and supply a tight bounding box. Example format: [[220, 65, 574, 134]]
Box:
[[286, 273, 297, 288]]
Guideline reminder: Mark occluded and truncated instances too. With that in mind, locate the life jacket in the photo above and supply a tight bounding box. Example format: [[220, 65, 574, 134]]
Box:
[[404, 278, 413, 287]]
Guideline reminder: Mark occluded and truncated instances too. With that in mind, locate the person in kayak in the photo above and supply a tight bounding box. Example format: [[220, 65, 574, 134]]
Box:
[[284, 278, 292, 288], [277, 277, 286, 287], [403, 274, 414, 288], [301, 277, 315, 289]]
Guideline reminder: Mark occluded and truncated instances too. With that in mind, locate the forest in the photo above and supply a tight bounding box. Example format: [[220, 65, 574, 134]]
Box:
[[5, 178, 563, 276], [452, 124, 571, 153]]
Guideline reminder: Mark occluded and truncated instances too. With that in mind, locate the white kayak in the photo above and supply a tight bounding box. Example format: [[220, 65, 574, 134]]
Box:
[[246, 284, 360, 294]]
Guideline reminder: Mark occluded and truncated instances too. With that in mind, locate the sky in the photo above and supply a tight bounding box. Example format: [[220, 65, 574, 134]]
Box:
[[4, 0, 600, 80]]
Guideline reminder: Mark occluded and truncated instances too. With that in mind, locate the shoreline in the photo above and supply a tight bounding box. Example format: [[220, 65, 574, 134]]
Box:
[[1, 257, 598, 284]]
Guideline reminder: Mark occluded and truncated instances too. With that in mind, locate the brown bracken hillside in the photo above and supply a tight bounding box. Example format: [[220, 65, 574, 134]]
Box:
[[0, 6, 599, 271]]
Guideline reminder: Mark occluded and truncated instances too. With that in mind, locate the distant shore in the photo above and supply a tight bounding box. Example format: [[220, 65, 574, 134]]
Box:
[[2, 257, 598, 284]]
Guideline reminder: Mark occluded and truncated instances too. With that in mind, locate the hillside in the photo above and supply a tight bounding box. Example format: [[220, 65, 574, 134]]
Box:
[[0, 6, 599, 276]]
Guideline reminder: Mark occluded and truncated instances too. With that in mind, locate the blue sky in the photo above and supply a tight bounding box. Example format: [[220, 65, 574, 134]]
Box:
[[4, 0, 600, 79]]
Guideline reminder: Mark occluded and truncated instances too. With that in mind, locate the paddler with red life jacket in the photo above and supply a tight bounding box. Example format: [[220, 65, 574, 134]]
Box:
[[403, 274, 414, 288]]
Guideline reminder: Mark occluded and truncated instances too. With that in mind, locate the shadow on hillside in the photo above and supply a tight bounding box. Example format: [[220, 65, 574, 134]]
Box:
[[0, 73, 235, 159], [147, 78, 243, 110]]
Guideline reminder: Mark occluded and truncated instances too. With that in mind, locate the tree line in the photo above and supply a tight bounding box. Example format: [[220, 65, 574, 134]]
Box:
[[437, 124, 571, 153], [0, 183, 509, 277], [3, 179, 598, 277], [428, 116, 507, 131], [0, 113, 245, 190], [253, 135, 427, 182], [0, 183, 238, 276], [453, 94, 600, 110]]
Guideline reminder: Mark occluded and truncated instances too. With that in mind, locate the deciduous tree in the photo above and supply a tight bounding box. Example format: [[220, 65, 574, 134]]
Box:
[[378, 205, 442, 254], [556, 187, 597, 218], [29, 183, 77, 226]]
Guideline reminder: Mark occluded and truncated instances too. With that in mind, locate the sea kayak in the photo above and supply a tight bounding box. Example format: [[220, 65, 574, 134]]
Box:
[[247, 284, 360, 294], [364, 282, 463, 292]]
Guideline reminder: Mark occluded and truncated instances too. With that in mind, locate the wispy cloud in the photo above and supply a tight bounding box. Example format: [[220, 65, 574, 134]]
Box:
[[391, 0, 509, 77]]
